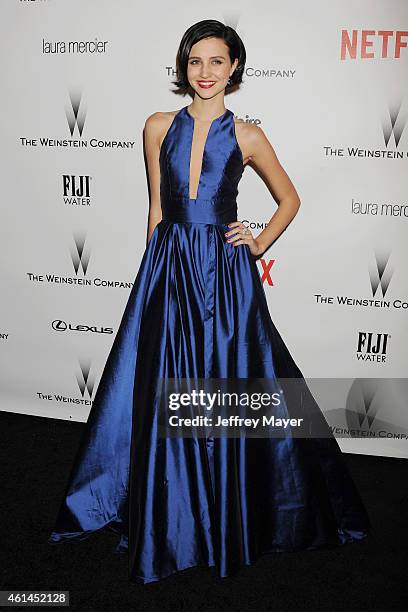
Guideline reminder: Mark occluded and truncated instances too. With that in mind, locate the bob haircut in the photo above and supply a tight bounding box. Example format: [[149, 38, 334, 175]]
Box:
[[172, 19, 246, 95]]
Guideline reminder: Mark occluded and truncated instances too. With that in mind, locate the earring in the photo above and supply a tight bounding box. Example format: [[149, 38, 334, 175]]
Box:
[[227, 77, 232, 86]]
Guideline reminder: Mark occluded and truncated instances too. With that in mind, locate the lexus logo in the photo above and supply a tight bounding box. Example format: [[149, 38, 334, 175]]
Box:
[[52, 319, 113, 334]]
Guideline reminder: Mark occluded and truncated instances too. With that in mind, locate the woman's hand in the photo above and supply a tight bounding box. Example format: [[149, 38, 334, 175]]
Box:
[[225, 221, 264, 257]]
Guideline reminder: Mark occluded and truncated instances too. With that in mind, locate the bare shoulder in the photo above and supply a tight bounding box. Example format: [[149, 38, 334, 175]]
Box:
[[234, 118, 267, 144], [144, 109, 178, 129], [144, 110, 179, 148], [233, 118, 269, 163]]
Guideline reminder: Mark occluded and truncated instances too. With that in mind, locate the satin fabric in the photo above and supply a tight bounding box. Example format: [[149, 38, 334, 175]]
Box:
[[48, 105, 370, 583]]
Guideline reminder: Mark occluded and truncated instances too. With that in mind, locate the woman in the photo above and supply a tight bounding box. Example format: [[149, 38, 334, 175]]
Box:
[[48, 19, 370, 584]]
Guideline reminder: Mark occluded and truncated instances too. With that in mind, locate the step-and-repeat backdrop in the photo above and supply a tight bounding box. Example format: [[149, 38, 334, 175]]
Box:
[[1, 1, 407, 458]]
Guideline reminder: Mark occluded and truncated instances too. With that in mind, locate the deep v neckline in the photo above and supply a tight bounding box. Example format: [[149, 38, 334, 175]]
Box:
[[184, 105, 230, 201]]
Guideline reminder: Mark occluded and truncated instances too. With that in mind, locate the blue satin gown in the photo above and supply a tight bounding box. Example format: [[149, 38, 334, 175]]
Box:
[[48, 105, 370, 583]]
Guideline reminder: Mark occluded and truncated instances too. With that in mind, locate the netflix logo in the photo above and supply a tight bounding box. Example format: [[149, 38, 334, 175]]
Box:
[[258, 259, 275, 286], [340, 29, 407, 60]]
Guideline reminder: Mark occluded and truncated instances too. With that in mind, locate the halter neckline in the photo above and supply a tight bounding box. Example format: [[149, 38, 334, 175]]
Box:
[[184, 105, 230, 123]]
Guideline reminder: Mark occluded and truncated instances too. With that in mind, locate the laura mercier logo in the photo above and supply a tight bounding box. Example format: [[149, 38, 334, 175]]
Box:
[[350, 196, 408, 218], [42, 37, 109, 55]]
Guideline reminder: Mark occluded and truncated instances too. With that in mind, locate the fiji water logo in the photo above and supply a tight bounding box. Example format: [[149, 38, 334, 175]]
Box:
[[356, 331, 390, 363], [63, 174, 92, 206]]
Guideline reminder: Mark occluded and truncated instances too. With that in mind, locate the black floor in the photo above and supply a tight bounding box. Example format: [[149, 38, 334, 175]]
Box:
[[1, 409, 407, 611]]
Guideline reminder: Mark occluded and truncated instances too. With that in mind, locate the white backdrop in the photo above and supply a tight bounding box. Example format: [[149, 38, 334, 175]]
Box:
[[1, 0, 407, 458]]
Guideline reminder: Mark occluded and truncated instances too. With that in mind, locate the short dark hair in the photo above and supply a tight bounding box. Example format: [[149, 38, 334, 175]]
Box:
[[172, 19, 246, 95]]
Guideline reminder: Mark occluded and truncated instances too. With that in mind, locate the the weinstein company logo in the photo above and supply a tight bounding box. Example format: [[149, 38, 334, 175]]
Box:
[[347, 379, 380, 430], [36, 359, 96, 410], [71, 232, 90, 276], [324, 99, 408, 159], [242, 219, 270, 231], [339, 379, 408, 440], [26, 231, 133, 288], [20, 88, 136, 150], [325, 379, 408, 440], [77, 359, 95, 399], [356, 332, 390, 363], [315, 249, 407, 310], [63, 174, 92, 206], [66, 90, 86, 137], [369, 249, 393, 298], [382, 101, 407, 149]]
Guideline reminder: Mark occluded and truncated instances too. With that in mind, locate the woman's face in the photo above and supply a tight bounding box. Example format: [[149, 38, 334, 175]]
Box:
[[186, 36, 238, 99]]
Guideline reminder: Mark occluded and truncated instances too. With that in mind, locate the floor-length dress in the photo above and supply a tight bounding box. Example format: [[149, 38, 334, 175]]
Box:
[[48, 105, 370, 584]]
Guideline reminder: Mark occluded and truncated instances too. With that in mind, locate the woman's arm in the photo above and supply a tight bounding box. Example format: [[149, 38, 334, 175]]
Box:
[[228, 123, 301, 256], [143, 113, 164, 244]]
